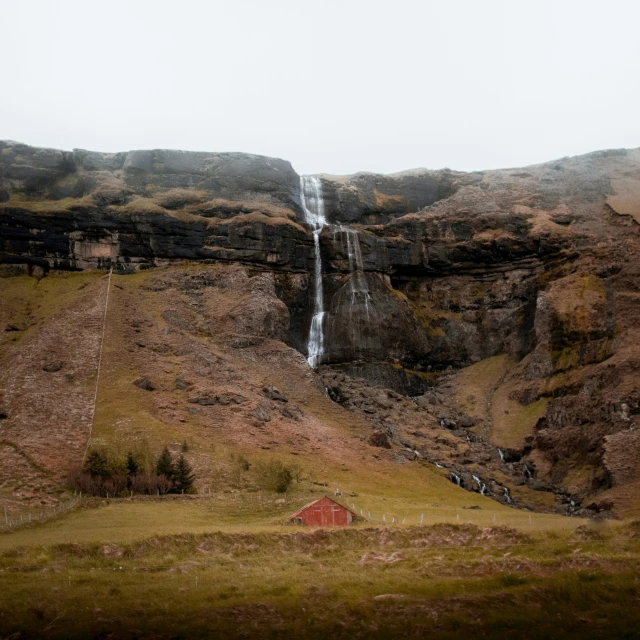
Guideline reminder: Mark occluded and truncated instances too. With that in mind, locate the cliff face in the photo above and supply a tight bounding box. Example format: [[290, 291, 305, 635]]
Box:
[[1, 141, 640, 516]]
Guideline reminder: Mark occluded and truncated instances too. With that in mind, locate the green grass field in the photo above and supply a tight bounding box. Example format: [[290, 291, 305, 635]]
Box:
[[1, 495, 639, 638]]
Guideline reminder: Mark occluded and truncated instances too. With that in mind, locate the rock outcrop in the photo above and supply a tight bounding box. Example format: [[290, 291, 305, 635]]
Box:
[[2, 141, 640, 515]]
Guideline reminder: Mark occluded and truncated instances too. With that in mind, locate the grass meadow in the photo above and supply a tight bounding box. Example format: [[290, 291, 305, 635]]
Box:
[[1, 494, 639, 638]]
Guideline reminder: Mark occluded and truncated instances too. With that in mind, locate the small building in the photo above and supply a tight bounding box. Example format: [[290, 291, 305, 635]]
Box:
[[290, 496, 357, 527]]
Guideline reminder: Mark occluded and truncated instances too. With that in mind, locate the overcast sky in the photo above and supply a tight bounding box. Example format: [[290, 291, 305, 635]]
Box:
[[2, 0, 639, 175]]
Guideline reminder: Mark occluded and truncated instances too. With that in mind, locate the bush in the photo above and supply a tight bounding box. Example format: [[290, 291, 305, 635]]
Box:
[[253, 460, 293, 493], [67, 445, 196, 497], [129, 474, 172, 495], [84, 450, 110, 479]]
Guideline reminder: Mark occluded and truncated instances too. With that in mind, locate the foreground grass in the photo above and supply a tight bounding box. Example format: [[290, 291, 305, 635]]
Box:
[[1, 519, 639, 639]]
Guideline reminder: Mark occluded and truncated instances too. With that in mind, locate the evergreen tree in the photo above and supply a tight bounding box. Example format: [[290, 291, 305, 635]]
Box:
[[83, 449, 110, 479], [156, 447, 174, 480], [173, 454, 196, 493], [126, 452, 139, 477]]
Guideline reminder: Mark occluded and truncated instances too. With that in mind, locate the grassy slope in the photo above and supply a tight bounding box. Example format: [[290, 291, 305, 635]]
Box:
[[0, 518, 638, 639], [86, 267, 530, 517], [2, 270, 640, 637], [1, 268, 545, 519]]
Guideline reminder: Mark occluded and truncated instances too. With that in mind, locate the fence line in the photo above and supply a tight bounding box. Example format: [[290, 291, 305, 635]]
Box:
[[83, 267, 112, 463], [1, 497, 80, 533]]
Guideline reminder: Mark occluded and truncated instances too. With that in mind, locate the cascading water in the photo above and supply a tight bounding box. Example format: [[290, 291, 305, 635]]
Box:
[[300, 176, 327, 368], [472, 474, 487, 495], [339, 226, 372, 318]]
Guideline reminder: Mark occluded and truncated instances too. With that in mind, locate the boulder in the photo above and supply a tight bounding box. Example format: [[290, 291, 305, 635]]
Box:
[[368, 430, 391, 449], [42, 360, 64, 373], [262, 386, 288, 402], [134, 377, 155, 391], [188, 395, 217, 406], [175, 377, 193, 390], [253, 404, 271, 422]]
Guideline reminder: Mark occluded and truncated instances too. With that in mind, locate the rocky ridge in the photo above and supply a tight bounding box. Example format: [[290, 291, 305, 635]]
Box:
[[1, 141, 640, 516]]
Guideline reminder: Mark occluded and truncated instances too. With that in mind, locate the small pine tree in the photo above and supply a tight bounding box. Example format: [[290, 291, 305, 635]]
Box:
[[173, 454, 196, 493], [156, 447, 174, 480], [181, 440, 189, 453], [84, 450, 110, 479], [126, 452, 139, 478]]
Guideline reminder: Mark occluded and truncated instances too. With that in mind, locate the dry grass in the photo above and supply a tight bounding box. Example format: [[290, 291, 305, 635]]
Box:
[[450, 354, 512, 426], [491, 386, 549, 450], [0, 514, 638, 638]]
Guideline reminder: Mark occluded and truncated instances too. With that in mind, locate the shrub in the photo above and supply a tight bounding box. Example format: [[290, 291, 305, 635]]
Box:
[[253, 460, 293, 493], [84, 450, 110, 479], [103, 473, 128, 497], [67, 445, 196, 496], [129, 474, 172, 495]]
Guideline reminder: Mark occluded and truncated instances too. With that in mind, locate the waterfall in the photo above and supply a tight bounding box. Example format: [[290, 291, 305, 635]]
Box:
[[339, 226, 371, 317], [450, 473, 461, 486], [498, 448, 505, 462], [503, 486, 512, 503], [472, 474, 487, 495], [300, 176, 327, 368]]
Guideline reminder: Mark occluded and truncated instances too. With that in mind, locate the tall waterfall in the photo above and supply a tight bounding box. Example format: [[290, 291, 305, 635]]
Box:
[[300, 176, 327, 368], [339, 226, 371, 318]]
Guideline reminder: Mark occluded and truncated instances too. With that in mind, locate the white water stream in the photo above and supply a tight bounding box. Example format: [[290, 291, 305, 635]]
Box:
[[338, 226, 372, 318], [300, 176, 327, 367]]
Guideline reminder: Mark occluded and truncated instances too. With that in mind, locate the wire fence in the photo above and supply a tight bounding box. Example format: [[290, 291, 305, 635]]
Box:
[[1, 497, 81, 533]]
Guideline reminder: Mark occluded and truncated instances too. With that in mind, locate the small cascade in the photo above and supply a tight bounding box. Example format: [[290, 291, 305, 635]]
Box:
[[300, 176, 327, 368], [337, 225, 372, 315], [524, 464, 533, 479], [435, 462, 444, 469], [503, 486, 512, 503], [498, 448, 505, 462], [472, 474, 487, 495], [450, 472, 461, 486]]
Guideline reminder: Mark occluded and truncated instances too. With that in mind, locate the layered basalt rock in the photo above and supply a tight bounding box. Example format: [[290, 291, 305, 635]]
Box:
[[2, 141, 640, 513], [0, 140, 310, 271]]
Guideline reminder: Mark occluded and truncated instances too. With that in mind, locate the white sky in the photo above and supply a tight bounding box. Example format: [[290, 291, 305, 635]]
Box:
[[2, 0, 639, 175]]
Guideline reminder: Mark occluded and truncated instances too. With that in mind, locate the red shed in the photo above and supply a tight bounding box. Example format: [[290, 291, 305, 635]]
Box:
[[290, 496, 357, 527]]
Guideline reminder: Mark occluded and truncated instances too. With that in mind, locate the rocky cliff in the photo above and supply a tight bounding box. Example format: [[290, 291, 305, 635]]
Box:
[[1, 141, 640, 517]]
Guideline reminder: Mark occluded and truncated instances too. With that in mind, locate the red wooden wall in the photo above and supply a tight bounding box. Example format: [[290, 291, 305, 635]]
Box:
[[293, 497, 353, 527]]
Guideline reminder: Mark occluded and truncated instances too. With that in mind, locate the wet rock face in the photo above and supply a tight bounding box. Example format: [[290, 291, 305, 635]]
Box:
[[320, 271, 430, 367]]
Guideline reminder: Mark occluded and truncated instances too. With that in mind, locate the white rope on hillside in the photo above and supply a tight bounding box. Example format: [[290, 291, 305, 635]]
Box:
[[83, 266, 112, 462]]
